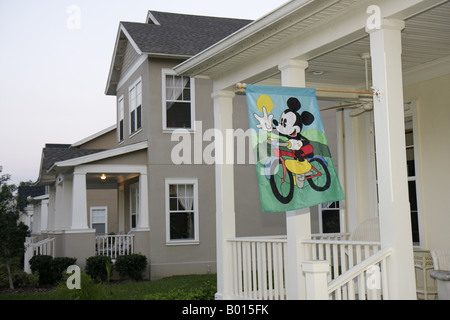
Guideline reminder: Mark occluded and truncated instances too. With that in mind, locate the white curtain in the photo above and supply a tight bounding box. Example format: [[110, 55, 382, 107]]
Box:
[[177, 184, 194, 211], [166, 75, 189, 104]]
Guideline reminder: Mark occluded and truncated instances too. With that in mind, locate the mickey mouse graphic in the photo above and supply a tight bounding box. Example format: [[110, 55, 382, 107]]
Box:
[[254, 97, 315, 188]]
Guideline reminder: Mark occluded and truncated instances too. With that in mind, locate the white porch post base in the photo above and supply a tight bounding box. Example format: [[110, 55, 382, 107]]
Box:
[[302, 260, 330, 300]]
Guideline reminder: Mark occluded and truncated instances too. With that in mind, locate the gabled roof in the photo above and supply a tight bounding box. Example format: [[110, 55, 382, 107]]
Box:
[[123, 11, 252, 57], [35, 144, 106, 185], [105, 11, 252, 95]]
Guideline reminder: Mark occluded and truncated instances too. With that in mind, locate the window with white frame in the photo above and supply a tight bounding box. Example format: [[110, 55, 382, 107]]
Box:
[[165, 179, 199, 244], [405, 114, 421, 245], [130, 183, 139, 229], [129, 78, 142, 135], [118, 96, 124, 142], [162, 69, 195, 130], [91, 206, 107, 235]]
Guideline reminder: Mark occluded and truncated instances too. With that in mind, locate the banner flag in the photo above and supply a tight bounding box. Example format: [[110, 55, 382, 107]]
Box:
[[245, 84, 345, 212]]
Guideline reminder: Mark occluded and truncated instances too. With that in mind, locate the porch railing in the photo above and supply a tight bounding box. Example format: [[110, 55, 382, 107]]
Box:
[[327, 247, 392, 300], [95, 234, 134, 260], [226, 234, 385, 300], [227, 236, 288, 300], [302, 238, 381, 281], [24, 237, 55, 273]]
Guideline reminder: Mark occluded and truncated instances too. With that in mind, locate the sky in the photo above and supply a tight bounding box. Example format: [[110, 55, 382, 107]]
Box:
[[0, 0, 289, 186]]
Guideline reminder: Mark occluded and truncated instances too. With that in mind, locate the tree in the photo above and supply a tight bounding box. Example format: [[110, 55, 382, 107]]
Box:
[[0, 174, 30, 289]]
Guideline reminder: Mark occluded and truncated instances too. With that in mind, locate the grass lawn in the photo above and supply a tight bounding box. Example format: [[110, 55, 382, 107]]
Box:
[[0, 274, 217, 300]]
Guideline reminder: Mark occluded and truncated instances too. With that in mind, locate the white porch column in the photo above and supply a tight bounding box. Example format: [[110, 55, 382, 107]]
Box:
[[138, 173, 149, 230], [279, 59, 311, 300], [367, 19, 416, 299], [212, 90, 236, 299], [71, 171, 89, 230]]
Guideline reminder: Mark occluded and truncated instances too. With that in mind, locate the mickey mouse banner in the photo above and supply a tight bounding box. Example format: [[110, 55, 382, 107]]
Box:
[[246, 84, 345, 212]]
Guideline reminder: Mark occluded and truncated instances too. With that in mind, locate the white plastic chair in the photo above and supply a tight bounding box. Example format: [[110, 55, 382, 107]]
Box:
[[349, 217, 380, 242]]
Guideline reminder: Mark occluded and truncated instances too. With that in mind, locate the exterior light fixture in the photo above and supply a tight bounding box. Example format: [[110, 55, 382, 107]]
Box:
[[100, 174, 106, 180]]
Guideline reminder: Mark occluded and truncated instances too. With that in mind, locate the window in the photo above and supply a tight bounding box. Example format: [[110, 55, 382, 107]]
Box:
[[162, 69, 195, 130], [91, 207, 107, 235], [405, 115, 421, 245], [118, 96, 124, 142], [318, 201, 341, 233], [130, 183, 139, 229], [165, 179, 199, 244], [129, 78, 142, 134]]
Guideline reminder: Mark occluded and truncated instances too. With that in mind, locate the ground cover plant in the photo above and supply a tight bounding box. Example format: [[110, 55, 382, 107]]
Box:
[[0, 273, 217, 300]]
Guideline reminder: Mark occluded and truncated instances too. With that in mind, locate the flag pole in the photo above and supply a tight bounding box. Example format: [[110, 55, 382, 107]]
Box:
[[236, 83, 375, 96]]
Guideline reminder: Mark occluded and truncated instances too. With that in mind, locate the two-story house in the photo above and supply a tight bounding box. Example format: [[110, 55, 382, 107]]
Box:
[[27, 11, 289, 279]]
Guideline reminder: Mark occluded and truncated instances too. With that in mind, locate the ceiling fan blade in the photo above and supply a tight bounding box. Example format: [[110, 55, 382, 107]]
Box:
[[321, 103, 361, 111], [349, 107, 368, 117]]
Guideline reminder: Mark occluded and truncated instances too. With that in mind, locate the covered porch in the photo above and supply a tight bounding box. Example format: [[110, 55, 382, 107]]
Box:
[[175, 0, 450, 299], [27, 141, 150, 270]]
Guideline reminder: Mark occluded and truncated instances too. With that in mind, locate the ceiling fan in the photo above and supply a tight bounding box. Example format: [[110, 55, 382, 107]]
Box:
[[321, 53, 410, 117]]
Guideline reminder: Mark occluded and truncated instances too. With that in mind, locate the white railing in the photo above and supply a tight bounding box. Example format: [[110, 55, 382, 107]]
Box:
[[327, 247, 392, 300], [24, 237, 55, 273], [227, 236, 288, 300], [95, 234, 134, 260], [302, 239, 381, 282]]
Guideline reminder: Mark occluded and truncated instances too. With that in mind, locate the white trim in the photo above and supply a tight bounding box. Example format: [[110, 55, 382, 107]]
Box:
[[403, 54, 450, 86], [146, 11, 160, 25], [51, 141, 148, 169], [71, 125, 116, 148], [116, 55, 148, 91], [161, 68, 196, 131], [165, 178, 199, 245], [119, 24, 143, 55], [90, 206, 108, 235]]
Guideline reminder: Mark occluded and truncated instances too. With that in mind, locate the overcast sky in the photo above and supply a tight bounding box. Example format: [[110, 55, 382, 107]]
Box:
[[0, 0, 289, 185]]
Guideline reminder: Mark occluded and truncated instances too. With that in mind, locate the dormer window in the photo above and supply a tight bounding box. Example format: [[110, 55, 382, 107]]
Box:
[[162, 69, 195, 131], [129, 77, 142, 135]]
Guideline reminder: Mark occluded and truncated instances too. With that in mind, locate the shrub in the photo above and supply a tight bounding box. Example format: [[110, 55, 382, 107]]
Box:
[[52, 272, 110, 300], [29, 255, 54, 285], [28, 255, 77, 286], [51, 257, 77, 282], [114, 253, 147, 281], [85, 255, 112, 283]]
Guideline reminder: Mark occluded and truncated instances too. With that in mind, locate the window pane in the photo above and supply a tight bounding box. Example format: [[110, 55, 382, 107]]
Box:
[[119, 120, 124, 141], [322, 210, 340, 233], [166, 102, 191, 128], [137, 105, 142, 129], [170, 212, 194, 240], [93, 223, 105, 235], [131, 110, 136, 133]]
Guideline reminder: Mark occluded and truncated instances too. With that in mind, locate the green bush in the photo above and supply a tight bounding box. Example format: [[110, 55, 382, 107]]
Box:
[[52, 272, 111, 300], [0, 257, 39, 288], [85, 255, 112, 283], [51, 257, 77, 282], [29, 255, 54, 285], [28, 255, 77, 286], [114, 253, 147, 281]]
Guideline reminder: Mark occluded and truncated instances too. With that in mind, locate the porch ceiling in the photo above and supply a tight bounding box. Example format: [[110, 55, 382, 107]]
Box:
[[175, 0, 450, 92], [304, 1, 450, 89]]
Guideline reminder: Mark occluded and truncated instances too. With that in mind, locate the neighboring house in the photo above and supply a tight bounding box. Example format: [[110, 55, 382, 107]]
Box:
[[26, 11, 288, 279], [174, 0, 450, 299]]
